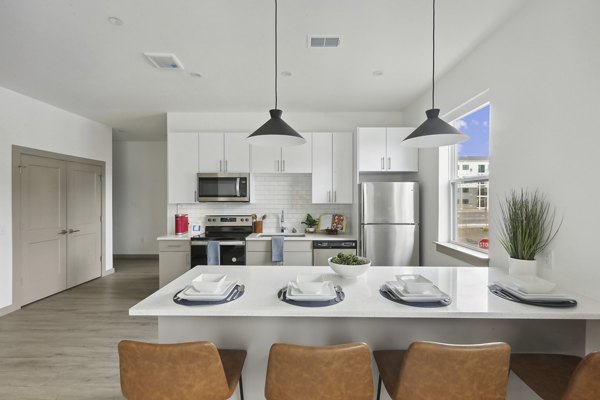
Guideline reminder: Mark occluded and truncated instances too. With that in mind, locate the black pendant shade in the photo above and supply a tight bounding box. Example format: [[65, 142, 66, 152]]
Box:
[[402, 109, 468, 148], [402, 0, 469, 148], [247, 109, 306, 147]]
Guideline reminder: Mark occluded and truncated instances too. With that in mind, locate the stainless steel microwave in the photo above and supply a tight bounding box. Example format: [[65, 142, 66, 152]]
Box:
[[197, 173, 250, 202]]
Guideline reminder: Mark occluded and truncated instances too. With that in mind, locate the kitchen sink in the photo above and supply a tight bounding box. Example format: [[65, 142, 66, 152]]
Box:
[[257, 233, 306, 238]]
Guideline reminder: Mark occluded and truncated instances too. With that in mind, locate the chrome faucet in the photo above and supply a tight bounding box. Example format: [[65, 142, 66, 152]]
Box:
[[280, 210, 287, 233]]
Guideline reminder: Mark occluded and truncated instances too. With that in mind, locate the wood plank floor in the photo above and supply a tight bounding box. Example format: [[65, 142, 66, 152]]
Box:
[[0, 258, 158, 400]]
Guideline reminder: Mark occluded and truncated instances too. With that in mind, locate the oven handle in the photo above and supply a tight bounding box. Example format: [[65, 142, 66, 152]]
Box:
[[191, 241, 246, 246], [236, 178, 240, 197]]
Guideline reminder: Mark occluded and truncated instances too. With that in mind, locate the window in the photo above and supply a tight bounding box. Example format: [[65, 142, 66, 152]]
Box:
[[449, 103, 490, 251]]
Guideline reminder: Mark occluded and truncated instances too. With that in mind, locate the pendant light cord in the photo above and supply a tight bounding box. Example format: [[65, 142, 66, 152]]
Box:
[[274, 0, 278, 110], [432, 0, 435, 110]]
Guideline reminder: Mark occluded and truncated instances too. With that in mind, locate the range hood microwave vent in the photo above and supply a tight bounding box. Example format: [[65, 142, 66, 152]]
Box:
[[308, 35, 341, 48], [143, 53, 185, 70]]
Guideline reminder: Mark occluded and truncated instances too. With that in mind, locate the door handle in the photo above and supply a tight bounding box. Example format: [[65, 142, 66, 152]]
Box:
[[68, 229, 80, 234], [58, 229, 68, 235], [236, 178, 240, 197], [327, 191, 331, 203], [381, 157, 385, 170], [388, 157, 391, 170], [334, 191, 337, 202]]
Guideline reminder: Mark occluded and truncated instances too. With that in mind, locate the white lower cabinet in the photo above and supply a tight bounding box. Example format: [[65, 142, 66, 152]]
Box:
[[246, 240, 313, 266], [158, 240, 190, 288], [312, 132, 353, 204]]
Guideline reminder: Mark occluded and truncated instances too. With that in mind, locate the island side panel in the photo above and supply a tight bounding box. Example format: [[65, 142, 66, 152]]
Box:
[[159, 316, 584, 400]]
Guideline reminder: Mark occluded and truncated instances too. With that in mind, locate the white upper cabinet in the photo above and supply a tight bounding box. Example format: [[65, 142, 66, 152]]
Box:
[[312, 132, 353, 204], [332, 133, 353, 203], [198, 133, 224, 173], [281, 133, 312, 173], [198, 133, 250, 173], [251, 133, 312, 173], [357, 127, 418, 172], [251, 146, 281, 173], [357, 127, 387, 171], [168, 132, 199, 204], [224, 132, 250, 172], [386, 128, 418, 172]]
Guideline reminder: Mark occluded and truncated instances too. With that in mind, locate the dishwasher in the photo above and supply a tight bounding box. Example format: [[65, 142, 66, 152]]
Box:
[[313, 240, 357, 266]]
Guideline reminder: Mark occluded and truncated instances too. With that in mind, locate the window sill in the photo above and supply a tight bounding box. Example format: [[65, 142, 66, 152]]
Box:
[[434, 242, 489, 267]]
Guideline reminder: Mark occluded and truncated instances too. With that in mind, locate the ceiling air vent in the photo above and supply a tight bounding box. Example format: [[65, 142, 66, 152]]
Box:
[[143, 53, 184, 70], [308, 35, 341, 48]]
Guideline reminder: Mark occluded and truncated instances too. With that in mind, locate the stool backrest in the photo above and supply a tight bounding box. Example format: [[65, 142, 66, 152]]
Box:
[[395, 341, 511, 400], [118, 340, 229, 400], [563, 352, 600, 400], [265, 342, 373, 400]]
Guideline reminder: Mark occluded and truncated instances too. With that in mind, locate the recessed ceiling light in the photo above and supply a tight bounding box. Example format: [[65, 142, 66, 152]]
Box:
[[281, 71, 292, 77], [190, 72, 203, 78], [108, 17, 123, 26], [373, 70, 384, 76]]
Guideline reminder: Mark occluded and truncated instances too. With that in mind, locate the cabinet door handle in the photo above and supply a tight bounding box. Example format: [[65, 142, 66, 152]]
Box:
[[276, 160, 280, 172], [381, 157, 385, 170], [282, 160, 285, 172], [388, 157, 391, 170], [327, 191, 331, 202], [68, 229, 80, 234], [220, 160, 223, 172], [334, 191, 337, 202], [58, 229, 68, 235]]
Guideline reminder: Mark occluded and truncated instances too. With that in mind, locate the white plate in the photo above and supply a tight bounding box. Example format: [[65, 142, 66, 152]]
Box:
[[495, 281, 568, 301], [286, 281, 337, 301], [508, 276, 557, 294], [179, 281, 237, 301], [191, 273, 227, 293], [384, 281, 449, 302], [395, 274, 434, 294]]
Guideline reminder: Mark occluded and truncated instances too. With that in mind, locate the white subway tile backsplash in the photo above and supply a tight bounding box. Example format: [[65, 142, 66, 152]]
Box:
[[177, 174, 352, 233]]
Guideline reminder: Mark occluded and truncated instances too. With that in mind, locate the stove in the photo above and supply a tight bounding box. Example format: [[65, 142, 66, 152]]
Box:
[[190, 215, 253, 266]]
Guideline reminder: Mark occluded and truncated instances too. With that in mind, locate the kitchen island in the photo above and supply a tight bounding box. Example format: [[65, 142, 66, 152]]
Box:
[[130, 266, 600, 399]]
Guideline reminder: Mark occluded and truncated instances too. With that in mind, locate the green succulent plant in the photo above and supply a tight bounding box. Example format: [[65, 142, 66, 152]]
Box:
[[301, 214, 318, 228]]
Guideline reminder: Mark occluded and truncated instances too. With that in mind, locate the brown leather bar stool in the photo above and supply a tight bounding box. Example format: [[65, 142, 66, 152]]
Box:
[[265, 342, 374, 400], [373, 341, 511, 400], [510, 352, 600, 400], [118, 340, 246, 400]]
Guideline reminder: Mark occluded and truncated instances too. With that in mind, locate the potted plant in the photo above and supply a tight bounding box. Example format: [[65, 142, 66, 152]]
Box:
[[301, 214, 318, 233], [498, 189, 561, 276]]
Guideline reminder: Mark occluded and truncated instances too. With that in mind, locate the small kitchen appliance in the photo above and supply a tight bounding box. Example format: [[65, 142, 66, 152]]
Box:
[[197, 173, 250, 202], [175, 214, 189, 235], [190, 215, 253, 266]]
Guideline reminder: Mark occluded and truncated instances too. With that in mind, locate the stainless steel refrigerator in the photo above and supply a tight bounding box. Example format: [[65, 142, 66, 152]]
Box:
[[359, 182, 419, 266]]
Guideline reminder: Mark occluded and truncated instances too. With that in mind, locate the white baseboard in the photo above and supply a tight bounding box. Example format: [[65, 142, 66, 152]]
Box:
[[0, 303, 19, 317], [102, 268, 115, 277]]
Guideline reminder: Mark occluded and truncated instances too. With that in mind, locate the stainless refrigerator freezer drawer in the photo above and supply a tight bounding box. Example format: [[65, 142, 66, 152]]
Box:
[[361, 182, 419, 224], [362, 224, 419, 266]]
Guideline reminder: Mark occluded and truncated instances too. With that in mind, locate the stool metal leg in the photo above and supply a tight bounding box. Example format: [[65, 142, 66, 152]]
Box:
[[239, 374, 244, 400], [377, 375, 382, 400]]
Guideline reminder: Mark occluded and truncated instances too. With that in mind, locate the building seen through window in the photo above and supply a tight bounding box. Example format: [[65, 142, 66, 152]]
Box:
[[450, 104, 490, 250]]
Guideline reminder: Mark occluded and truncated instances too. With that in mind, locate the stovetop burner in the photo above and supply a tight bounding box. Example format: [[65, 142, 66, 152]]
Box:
[[191, 214, 253, 241]]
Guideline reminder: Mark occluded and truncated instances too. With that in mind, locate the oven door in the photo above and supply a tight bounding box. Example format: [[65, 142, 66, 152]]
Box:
[[191, 241, 246, 267], [197, 173, 249, 202]]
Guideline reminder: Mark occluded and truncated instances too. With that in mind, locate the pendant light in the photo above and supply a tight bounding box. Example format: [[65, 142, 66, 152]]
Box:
[[402, 0, 468, 148], [247, 0, 305, 147]]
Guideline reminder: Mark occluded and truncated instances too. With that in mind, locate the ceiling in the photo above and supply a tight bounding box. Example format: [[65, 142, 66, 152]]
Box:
[[0, 0, 527, 140]]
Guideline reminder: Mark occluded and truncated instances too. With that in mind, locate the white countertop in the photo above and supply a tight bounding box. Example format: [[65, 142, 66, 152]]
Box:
[[129, 265, 600, 320], [245, 232, 357, 241]]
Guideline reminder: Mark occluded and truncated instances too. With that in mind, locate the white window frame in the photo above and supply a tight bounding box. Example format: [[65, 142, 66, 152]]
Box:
[[439, 91, 490, 254]]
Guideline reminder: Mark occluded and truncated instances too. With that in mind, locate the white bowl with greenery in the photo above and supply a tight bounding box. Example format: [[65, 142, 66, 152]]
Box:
[[328, 254, 371, 278], [498, 189, 561, 276]]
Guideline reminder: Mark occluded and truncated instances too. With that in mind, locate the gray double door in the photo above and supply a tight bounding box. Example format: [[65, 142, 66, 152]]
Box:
[[20, 154, 102, 305]]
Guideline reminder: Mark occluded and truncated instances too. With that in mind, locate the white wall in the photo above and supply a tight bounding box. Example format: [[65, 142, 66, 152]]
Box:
[[403, 0, 600, 298], [0, 86, 113, 310], [113, 141, 167, 255]]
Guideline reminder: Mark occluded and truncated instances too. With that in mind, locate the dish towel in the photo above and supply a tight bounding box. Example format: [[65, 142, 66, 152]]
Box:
[[207, 241, 220, 266], [271, 236, 284, 264]]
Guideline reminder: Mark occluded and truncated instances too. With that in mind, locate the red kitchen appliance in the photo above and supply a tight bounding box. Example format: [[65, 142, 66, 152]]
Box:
[[175, 214, 189, 235]]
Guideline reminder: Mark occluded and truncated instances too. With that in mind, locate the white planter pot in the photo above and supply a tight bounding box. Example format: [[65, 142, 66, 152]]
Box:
[[508, 258, 537, 276]]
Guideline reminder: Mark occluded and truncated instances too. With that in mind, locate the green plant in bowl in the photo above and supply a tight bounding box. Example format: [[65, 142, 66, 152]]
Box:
[[331, 253, 369, 265], [328, 253, 371, 278], [302, 214, 318, 233]]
